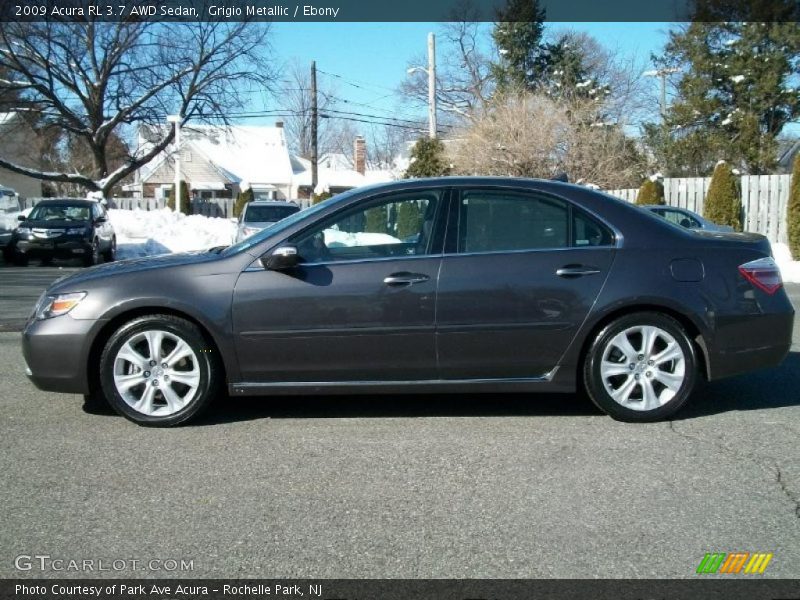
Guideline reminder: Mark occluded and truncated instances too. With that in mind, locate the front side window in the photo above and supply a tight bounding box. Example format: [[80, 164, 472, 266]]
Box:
[[292, 191, 443, 264]]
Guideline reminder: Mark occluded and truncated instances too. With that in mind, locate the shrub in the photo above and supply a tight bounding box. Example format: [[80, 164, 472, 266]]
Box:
[[166, 180, 191, 214], [635, 178, 665, 205], [312, 191, 333, 205], [788, 154, 800, 260], [233, 187, 254, 218], [704, 161, 742, 231], [404, 137, 450, 178]]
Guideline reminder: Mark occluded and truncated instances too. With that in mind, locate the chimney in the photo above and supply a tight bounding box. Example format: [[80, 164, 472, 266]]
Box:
[[275, 120, 284, 128], [354, 136, 366, 175]]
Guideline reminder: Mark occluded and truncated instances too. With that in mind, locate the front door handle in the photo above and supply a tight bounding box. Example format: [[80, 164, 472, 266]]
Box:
[[556, 265, 601, 278], [383, 272, 430, 286]]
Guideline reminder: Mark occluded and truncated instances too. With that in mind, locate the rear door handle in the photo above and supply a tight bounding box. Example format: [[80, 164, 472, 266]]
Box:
[[384, 272, 430, 286], [556, 265, 601, 278]]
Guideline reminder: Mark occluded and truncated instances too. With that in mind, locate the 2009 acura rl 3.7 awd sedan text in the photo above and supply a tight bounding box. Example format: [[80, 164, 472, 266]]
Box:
[[22, 178, 794, 426]]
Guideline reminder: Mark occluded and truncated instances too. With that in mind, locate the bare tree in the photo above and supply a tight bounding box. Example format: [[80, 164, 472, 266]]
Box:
[[400, 8, 493, 123], [449, 93, 644, 188], [0, 18, 275, 195], [281, 61, 338, 159]]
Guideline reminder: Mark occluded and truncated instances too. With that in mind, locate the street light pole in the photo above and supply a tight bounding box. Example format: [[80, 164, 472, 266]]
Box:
[[427, 32, 436, 139], [166, 115, 181, 213]]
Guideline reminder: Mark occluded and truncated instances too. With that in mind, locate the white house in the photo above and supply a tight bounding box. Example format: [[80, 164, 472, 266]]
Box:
[[125, 122, 398, 202]]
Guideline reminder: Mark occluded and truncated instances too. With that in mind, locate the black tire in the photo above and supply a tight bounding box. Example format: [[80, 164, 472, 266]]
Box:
[[40, 255, 53, 266], [99, 314, 220, 427], [583, 312, 697, 422], [12, 251, 28, 267], [84, 238, 100, 267], [102, 236, 116, 262]]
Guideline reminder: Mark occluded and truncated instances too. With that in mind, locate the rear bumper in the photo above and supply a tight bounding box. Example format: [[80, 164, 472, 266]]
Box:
[[21, 315, 103, 394], [706, 307, 794, 381]]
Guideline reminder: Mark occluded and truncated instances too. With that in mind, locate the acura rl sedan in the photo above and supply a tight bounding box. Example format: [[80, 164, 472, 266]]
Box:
[[22, 178, 794, 426]]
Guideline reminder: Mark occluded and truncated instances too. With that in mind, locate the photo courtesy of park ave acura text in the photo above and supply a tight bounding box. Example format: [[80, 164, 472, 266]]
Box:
[[1, 0, 799, 596]]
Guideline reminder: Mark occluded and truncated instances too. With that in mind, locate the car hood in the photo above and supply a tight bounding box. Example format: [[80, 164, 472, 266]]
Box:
[[49, 250, 223, 292], [242, 221, 278, 229]]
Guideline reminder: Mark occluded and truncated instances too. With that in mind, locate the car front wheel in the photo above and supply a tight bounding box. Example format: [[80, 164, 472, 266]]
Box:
[[99, 315, 219, 426], [583, 312, 697, 422]]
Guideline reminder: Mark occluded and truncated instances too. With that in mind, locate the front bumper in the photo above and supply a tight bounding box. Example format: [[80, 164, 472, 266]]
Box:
[[22, 314, 104, 394], [16, 236, 91, 258]]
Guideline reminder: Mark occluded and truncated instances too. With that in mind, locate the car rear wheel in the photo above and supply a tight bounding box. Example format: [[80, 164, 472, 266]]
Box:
[[99, 315, 220, 426], [102, 236, 116, 262], [583, 312, 697, 422]]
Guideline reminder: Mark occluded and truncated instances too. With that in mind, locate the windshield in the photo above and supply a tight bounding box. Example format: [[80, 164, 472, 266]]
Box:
[[222, 192, 356, 257], [244, 205, 299, 223], [28, 203, 91, 221]]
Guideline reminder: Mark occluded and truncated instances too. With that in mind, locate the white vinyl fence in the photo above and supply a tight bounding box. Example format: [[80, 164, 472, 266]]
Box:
[[607, 174, 792, 244]]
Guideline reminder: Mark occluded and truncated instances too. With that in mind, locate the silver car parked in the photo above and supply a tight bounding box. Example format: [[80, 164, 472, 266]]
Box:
[[235, 200, 301, 243], [643, 205, 735, 232]]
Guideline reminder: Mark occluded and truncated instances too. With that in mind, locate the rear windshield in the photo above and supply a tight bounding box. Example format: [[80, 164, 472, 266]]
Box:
[[28, 204, 91, 221], [244, 205, 299, 223]]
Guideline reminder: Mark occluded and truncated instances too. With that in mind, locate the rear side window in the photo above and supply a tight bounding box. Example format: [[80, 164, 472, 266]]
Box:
[[456, 190, 614, 253], [458, 190, 569, 253]]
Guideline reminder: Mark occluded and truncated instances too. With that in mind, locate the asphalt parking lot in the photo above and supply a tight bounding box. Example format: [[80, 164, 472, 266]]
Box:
[[0, 264, 798, 578]]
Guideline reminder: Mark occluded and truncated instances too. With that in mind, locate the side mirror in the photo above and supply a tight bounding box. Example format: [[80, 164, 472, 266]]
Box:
[[261, 245, 300, 271], [17, 214, 26, 221], [95, 215, 108, 223]]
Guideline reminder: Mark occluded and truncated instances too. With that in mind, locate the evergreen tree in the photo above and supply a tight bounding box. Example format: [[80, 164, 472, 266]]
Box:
[[405, 137, 450, 178], [167, 180, 191, 214], [646, 18, 800, 175], [364, 206, 387, 234], [635, 178, 665, 205], [233, 187, 254, 218], [490, 0, 547, 93], [396, 201, 422, 239], [312, 191, 333, 205], [704, 161, 742, 231], [788, 153, 800, 260]]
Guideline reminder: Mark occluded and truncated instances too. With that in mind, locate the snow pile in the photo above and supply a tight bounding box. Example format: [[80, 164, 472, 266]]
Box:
[[108, 208, 236, 260], [772, 243, 800, 284], [1, 207, 31, 230], [324, 229, 401, 247]]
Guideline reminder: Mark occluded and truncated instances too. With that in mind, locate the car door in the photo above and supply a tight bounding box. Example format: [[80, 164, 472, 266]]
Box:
[[232, 188, 448, 383], [436, 187, 617, 380]]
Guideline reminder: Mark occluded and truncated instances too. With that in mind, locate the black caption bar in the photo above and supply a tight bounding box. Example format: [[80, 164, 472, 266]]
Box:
[[2, 0, 800, 22], [2, 579, 800, 600]]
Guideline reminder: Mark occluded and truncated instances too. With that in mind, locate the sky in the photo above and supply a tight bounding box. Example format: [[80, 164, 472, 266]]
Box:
[[252, 22, 673, 132]]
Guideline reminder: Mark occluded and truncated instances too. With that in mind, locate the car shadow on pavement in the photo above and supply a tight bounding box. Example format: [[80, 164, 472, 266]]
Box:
[[193, 391, 603, 426], [672, 351, 800, 420], [81, 352, 799, 425]]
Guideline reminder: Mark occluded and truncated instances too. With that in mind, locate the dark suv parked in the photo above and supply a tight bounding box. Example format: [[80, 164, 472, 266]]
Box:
[[4, 198, 116, 266]]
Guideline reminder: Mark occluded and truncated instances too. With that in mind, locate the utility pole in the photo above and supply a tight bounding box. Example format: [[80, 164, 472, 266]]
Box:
[[166, 114, 181, 213], [311, 60, 318, 193], [427, 32, 436, 139]]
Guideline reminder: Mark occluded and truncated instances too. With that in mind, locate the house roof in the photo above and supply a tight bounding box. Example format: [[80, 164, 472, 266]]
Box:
[[292, 153, 397, 192], [138, 123, 294, 187]]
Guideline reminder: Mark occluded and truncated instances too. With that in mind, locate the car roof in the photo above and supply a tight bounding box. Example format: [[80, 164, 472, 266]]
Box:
[[34, 198, 96, 205]]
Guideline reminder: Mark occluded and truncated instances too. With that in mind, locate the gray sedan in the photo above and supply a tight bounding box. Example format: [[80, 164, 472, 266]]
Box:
[[21, 178, 794, 426]]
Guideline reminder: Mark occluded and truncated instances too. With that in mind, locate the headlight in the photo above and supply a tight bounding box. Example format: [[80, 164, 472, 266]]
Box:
[[17, 226, 31, 234], [66, 226, 89, 235], [35, 292, 87, 320]]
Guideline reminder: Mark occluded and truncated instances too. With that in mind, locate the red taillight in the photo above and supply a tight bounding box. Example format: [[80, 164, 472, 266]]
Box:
[[738, 257, 783, 295]]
